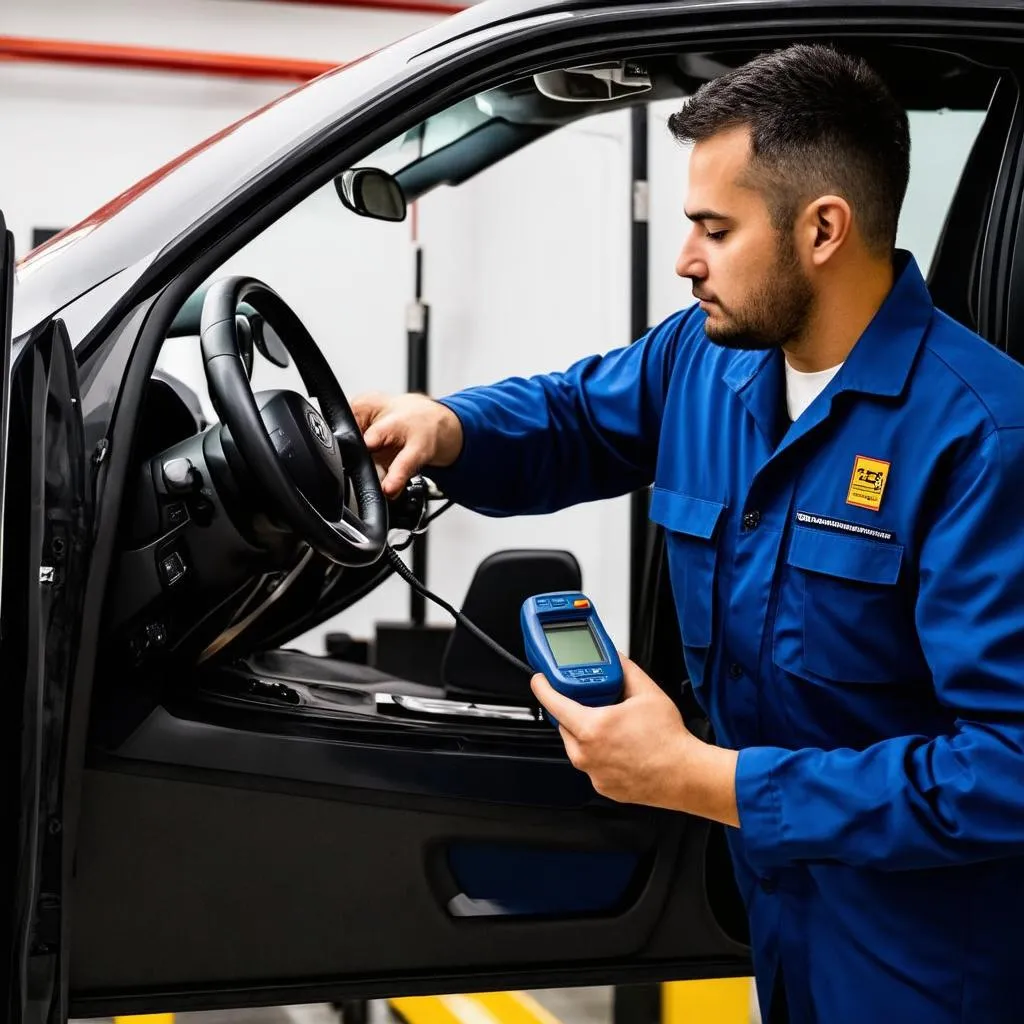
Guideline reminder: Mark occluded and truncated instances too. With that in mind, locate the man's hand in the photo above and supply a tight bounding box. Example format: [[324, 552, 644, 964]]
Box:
[[350, 392, 464, 498], [531, 654, 740, 826]]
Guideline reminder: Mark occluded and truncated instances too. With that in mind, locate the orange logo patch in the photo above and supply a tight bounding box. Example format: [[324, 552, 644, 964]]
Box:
[[846, 455, 890, 512]]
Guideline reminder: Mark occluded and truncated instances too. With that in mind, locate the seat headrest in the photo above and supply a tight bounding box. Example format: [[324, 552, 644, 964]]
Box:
[[441, 548, 581, 703]]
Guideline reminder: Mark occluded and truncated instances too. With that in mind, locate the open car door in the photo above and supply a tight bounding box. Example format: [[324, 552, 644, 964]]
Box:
[[0, 216, 91, 1024]]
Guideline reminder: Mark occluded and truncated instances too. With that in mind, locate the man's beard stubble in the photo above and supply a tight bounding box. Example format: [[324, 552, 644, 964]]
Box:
[[700, 234, 815, 351]]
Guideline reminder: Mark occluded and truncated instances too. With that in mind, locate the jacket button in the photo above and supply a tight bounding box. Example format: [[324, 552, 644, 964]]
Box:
[[728, 663, 743, 679], [742, 510, 762, 531], [759, 876, 777, 894]]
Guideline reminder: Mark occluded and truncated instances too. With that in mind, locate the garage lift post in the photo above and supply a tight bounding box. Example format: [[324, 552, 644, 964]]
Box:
[[407, 241, 430, 625]]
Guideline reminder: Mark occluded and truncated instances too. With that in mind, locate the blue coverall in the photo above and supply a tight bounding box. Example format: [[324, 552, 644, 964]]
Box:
[[431, 251, 1024, 1022]]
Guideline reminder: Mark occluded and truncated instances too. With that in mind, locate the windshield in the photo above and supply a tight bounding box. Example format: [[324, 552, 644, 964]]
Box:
[[369, 95, 496, 172]]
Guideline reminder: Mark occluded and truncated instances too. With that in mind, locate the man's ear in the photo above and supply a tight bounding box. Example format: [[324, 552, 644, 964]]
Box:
[[799, 194, 852, 267]]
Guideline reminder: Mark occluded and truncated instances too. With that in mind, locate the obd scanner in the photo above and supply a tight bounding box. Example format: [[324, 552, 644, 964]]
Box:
[[521, 591, 623, 724]]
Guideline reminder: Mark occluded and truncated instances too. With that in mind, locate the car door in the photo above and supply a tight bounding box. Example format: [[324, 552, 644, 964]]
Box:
[[16, 4, 1021, 1022], [0, 217, 91, 1024]]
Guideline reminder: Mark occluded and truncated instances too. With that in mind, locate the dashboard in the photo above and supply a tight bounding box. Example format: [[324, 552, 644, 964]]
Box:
[[101, 359, 427, 682]]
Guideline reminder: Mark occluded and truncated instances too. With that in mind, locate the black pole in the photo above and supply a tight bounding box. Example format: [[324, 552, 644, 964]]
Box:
[[617, 99, 662, 1024], [613, 981, 662, 1024], [628, 104, 652, 658], [408, 245, 430, 626]]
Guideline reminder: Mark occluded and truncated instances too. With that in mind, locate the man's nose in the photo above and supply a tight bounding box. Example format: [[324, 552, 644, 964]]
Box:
[[675, 239, 706, 281]]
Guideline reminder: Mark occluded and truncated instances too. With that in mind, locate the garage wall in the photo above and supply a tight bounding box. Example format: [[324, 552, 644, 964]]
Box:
[[0, 0, 446, 259]]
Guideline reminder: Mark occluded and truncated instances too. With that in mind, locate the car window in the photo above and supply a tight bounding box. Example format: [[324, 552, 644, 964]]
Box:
[[155, 102, 634, 655], [898, 107, 989, 264], [370, 95, 495, 170]]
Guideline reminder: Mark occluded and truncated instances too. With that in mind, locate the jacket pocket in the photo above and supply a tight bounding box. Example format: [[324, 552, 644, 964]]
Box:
[[649, 488, 726, 649], [775, 525, 916, 683]]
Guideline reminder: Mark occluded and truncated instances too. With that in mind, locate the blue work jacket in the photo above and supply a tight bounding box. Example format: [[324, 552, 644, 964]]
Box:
[[432, 251, 1024, 1022]]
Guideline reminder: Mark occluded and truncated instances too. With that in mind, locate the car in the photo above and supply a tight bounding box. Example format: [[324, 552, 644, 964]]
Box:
[[3, 0, 1023, 1020]]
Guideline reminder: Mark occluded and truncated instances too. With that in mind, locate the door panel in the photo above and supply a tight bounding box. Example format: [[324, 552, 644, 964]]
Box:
[[1, 307, 89, 1024], [70, 685, 748, 1014], [72, 773, 674, 986]]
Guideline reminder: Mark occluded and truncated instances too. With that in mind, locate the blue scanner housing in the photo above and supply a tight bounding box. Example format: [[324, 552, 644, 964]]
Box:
[[521, 592, 623, 721]]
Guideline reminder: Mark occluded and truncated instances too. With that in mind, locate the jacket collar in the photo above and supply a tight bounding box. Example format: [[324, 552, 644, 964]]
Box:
[[722, 249, 933, 400]]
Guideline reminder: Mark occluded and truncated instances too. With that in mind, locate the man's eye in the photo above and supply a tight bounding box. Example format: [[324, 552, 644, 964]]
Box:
[[706, 230, 728, 242]]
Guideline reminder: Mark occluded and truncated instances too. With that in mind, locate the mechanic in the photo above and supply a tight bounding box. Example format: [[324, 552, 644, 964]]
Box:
[[352, 44, 1024, 1023]]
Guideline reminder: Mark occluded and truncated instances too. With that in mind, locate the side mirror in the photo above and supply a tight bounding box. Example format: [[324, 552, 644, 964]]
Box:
[[334, 168, 407, 222]]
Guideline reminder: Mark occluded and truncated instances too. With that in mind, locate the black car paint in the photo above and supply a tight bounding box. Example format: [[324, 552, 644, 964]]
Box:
[[4, 1, 1024, 1021]]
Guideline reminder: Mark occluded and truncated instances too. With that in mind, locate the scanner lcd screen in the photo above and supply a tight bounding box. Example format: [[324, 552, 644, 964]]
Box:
[[544, 623, 602, 666]]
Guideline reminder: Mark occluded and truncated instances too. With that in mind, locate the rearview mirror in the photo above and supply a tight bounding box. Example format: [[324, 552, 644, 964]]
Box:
[[334, 168, 407, 222], [534, 61, 652, 103]]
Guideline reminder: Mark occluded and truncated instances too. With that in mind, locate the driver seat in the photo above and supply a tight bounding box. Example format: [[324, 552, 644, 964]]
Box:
[[240, 548, 582, 702]]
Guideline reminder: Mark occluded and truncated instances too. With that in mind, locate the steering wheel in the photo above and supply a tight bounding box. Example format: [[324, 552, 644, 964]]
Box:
[[199, 276, 387, 567]]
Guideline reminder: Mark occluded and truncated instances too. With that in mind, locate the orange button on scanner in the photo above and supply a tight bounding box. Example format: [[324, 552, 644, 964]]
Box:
[[573, 599, 590, 608]]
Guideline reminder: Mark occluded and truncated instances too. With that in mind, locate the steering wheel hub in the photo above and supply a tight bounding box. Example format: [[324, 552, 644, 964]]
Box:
[[306, 408, 334, 448]]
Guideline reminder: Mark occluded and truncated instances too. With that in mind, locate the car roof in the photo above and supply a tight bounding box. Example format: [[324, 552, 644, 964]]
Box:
[[408, 0, 1024, 55]]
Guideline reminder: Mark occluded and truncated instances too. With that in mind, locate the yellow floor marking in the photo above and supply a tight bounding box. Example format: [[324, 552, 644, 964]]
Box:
[[391, 989, 561, 1024], [441, 994, 506, 1024], [663, 978, 750, 1023], [113, 1016, 175, 1024], [389, 995, 467, 1024], [472, 991, 565, 1024]]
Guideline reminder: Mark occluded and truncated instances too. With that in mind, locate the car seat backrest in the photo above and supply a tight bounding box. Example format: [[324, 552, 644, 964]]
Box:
[[441, 548, 582, 703]]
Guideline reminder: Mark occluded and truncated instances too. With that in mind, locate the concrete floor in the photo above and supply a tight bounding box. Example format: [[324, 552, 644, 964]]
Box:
[[73, 982, 763, 1024]]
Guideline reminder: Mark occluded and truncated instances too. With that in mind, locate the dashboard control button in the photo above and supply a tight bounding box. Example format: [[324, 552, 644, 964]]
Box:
[[164, 501, 189, 529], [159, 550, 187, 587]]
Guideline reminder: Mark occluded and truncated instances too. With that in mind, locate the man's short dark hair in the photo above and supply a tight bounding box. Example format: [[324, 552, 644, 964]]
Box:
[[668, 44, 910, 256]]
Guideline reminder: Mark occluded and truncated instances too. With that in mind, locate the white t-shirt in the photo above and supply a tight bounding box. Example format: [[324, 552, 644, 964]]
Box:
[[785, 359, 843, 421]]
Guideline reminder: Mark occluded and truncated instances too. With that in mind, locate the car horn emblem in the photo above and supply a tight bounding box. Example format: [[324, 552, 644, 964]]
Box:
[[306, 409, 333, 448]]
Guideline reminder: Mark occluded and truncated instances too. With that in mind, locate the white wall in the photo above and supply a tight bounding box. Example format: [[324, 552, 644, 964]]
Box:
[[417, 111, 633, 645]]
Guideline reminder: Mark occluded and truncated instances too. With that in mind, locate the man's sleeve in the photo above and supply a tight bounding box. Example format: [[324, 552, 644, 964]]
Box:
[[736, 426, 1024, 871], [426, 308, 697, 516]]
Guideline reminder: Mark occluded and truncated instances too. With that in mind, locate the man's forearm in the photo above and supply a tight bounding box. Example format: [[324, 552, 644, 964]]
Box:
[[666, 736, 740, 827]]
